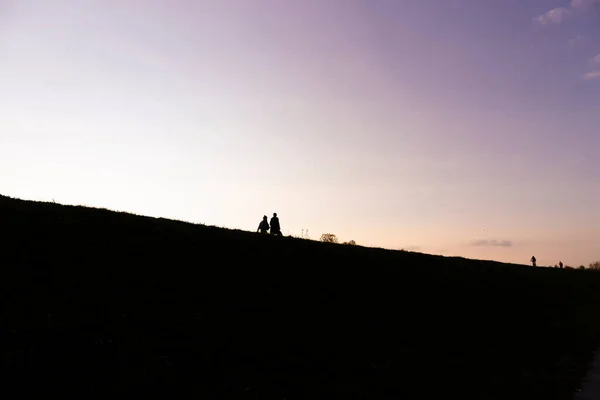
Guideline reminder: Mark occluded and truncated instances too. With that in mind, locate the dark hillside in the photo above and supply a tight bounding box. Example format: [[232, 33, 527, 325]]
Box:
[[1, 194, 600, 399]]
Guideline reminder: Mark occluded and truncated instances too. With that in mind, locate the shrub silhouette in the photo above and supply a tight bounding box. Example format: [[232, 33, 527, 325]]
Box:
[[320, 233, 338, 244], [589, 261, 600, 270], [343, 240, 356, 246]]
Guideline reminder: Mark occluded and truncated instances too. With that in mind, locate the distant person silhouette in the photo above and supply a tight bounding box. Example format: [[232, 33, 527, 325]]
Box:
[[530, 256, 536, 267], [559, 261, 563, 269], [257, 215, 269, 234], [270, 213, 282, 236]]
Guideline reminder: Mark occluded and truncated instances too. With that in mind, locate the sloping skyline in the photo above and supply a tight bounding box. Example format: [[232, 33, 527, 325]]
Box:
[[1, 0, 599, 266]]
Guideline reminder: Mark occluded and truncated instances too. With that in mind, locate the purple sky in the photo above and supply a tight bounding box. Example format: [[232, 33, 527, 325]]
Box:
[[1, 0, 599, 266]]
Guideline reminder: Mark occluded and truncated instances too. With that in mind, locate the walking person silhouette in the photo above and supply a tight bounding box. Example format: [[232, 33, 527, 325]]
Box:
[[257, 216, 269, 234], [270, 213, 282, 236]]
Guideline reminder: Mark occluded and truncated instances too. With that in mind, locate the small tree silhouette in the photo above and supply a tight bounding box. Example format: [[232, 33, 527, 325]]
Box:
[[342, 240, 356, 246], [589, 261, 600, 270], [320, 233, 338, 244]]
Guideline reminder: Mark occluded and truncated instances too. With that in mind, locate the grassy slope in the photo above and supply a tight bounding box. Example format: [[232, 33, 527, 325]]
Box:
[[2, 194, 600, 399]]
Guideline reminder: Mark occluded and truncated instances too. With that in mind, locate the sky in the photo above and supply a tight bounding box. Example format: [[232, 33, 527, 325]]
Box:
[[1, 0, 599, 267]]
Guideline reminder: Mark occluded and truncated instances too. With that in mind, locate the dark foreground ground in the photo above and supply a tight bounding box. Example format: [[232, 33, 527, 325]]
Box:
[[2, 194, 600, 399]]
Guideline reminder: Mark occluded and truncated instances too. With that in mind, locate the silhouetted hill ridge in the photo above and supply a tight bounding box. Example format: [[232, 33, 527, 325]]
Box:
[[2, 193, 600, 399]]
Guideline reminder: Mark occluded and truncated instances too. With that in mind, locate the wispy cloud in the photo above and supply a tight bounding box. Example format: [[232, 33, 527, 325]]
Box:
[[470, 240, 513, 248], [570, 0, 600, 10], [583, 70, 600, 79], [534, 0, 600, 26], [534, 7, 572, 25], [536, 3, 600, 81], [582, 55, 600, 79]]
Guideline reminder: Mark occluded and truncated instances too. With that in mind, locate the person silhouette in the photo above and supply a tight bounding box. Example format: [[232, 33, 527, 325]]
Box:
[[270, 213, 282, 236], [530, 256, 536, 267], [257, 215, 269, 234], [559, 261, 563, 269]]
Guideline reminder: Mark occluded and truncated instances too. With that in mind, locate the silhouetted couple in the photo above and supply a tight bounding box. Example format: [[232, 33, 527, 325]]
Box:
[[257, 213, 282, 236]]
